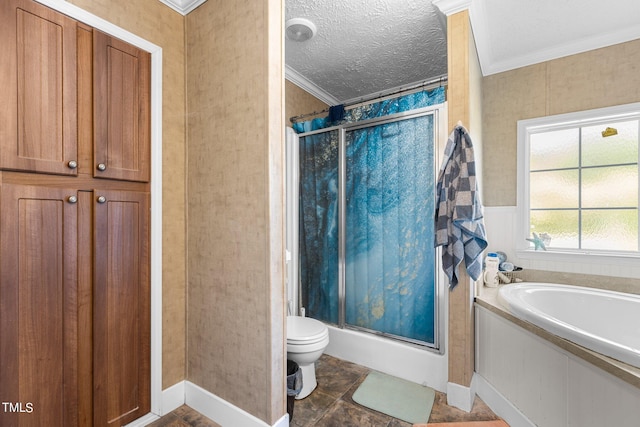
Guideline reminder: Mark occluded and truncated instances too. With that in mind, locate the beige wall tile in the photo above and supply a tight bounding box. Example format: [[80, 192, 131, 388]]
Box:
[[67, 0, 187, 389], [285, 81, 329, 125], [482, 39, 640, 207], [481, 63, 547, 207], [521, 270, 640, 295], [547, 40, 640, 115]]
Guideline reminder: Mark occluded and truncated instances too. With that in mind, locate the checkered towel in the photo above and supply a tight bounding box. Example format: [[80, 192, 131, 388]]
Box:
[[435, 125, 487, 289]]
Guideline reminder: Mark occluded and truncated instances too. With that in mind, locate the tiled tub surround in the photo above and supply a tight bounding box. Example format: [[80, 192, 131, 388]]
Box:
[[475, 286, 640, 427]]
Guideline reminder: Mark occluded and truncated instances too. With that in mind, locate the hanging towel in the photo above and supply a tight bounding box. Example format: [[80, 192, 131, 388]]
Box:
[[435, 125, 487, 289]]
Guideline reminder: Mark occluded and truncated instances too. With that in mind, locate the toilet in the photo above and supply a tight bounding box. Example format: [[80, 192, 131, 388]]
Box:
[[286, 315, 329, 399]]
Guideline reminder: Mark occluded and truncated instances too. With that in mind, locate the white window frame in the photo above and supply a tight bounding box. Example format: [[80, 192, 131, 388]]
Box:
[[517, 102, 640, 266]]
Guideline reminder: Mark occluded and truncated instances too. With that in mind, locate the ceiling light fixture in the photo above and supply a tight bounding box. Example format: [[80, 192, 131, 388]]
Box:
[[286, 18, 317, 42]]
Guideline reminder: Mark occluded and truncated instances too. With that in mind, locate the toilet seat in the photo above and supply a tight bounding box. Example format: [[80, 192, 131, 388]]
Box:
[[286, 315, 330, 400], [287, 316, 328, 345]]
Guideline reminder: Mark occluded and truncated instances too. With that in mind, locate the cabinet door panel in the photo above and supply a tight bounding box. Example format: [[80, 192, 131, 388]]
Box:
[[0, 184, 79, 427], [93, 31, 150, 182], [0, 0, 78, 175], [93, 190, 150, 426]]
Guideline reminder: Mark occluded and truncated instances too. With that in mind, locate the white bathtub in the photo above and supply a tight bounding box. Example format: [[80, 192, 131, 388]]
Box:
[[497, 282, 640, 369]]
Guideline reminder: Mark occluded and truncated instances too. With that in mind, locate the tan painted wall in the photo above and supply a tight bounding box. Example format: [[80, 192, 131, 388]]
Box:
[[482, 38, 640, 206], [285, 80, 329, 125], [469, 27, 483, 197], [445, 9, 483, 389], [66, 0, 187, 389], [186, 0, 285, 423]]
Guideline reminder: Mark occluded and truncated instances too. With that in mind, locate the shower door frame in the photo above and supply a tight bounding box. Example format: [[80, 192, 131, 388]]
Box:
[[291, 103, 447, 352]]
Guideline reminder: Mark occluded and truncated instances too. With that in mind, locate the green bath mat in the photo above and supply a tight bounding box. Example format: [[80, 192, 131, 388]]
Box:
[[352, 371, 435, 424]]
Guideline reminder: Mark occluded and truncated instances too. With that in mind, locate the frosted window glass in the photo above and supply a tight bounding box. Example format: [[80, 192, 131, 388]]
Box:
[[530, 169, 578, 209], [522, 106, 640, 256], [582, 120, 639, 167], [582, 165, 638, 208], [530, 128, 579, 170], [582, 209, 638, 251], [530, 210, 579, 249]]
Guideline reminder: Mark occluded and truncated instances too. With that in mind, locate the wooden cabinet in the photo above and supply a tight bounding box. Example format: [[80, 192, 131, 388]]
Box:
[[93, 190, 151, 426], [93, 31, 151, 182], [0, 0, 150, 182], [0, 184, 151, 427], [0, 184, 79, 427], [0, 0, 78, 175], [0, 1, 152, 426]]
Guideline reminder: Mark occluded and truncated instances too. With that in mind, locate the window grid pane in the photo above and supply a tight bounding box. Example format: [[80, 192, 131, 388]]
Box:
[[530, 169, 579, 209], [582, 165, 638, 208], [582, 120, 639, 167], [530, 209, 579, 249], [581, 209, 638, 251], [528, 117, 640, 252]]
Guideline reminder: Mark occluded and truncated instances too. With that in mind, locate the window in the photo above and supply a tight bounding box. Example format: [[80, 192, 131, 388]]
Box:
[[517, 103, 640, 257]]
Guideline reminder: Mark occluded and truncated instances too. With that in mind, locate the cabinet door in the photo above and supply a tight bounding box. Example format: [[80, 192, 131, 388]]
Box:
[[93, 190, 150, 426], [0, 0, 78, 175], [0, 184, 79, 427], [93, 31, 151, 182]]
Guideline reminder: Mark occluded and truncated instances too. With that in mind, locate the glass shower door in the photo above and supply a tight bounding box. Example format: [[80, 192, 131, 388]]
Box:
[[344, 114, 437, 344], [297, 111, 438, 347], [298, 129, 340, 324]]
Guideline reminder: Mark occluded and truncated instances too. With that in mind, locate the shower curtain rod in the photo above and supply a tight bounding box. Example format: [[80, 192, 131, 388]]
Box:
[[289, 75, 447, 123]]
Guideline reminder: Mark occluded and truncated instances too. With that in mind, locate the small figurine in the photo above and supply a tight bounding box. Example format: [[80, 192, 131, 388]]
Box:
[[527, 232, 547, 251]]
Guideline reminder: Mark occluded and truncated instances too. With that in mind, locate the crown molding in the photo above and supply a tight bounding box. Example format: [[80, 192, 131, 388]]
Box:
[[157, 0, 207, 15], [478, 23, 640, 76], [285, 65, 340, 106], [432, 0, 472, 16], [469, 1, 640, 76]]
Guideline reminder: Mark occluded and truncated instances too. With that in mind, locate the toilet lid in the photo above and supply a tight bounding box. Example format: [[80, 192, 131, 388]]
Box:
[[287, 316, 328, 343]]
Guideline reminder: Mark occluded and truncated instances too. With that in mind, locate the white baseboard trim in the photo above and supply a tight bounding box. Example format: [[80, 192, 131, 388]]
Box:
[[446, 377, 476, 412], [124, 413, 160, 427], [185, 381, 289, 427], [474, 374, 536, 427], [162, 381, 187, 415], [152, 380, 289, 427]]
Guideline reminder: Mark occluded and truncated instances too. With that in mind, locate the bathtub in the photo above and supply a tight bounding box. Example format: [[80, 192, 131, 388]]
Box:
[[497, 282, 640, 369]]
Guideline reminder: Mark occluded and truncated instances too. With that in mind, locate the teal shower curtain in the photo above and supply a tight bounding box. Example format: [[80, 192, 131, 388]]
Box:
[[294, 87, 444, 345]]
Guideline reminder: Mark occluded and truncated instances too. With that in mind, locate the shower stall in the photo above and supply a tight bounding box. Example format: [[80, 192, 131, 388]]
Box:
[[286, 89, 447, 383]]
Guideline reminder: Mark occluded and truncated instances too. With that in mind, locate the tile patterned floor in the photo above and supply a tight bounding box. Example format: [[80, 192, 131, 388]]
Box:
[[290, 355, 503, 426], [151, 354, 504, 427], [147, 404, 221, 427]]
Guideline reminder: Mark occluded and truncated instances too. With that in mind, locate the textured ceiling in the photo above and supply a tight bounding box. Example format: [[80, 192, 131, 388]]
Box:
[[162, 0, 640, 106], [285, 0, 640, 106], [285, 0, 448, 104]]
